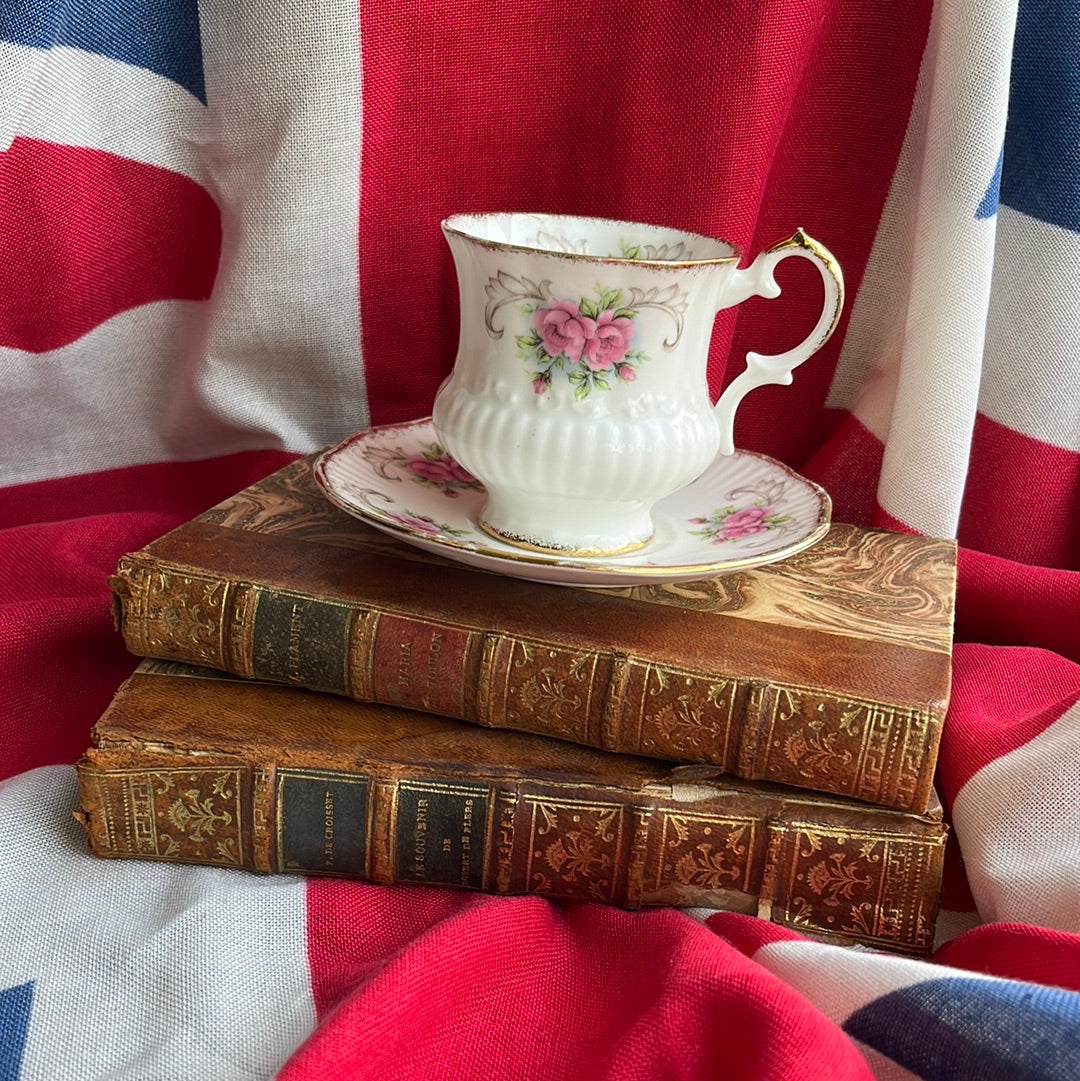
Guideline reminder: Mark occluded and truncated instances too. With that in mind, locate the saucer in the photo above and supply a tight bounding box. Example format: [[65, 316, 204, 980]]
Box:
[[314, 418, 831, 587]]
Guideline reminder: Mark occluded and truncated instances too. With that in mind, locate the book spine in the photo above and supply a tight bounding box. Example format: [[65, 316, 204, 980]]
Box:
[[75, 756, 943, 955], [109, 557, 938, 812]]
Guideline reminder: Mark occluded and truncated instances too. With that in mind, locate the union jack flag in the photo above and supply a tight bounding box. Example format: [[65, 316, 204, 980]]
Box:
[[1, 1, 1078, 1078]]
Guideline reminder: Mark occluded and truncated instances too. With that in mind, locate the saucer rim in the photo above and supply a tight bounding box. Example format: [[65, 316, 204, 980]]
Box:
[[314, 417, 833, 580]]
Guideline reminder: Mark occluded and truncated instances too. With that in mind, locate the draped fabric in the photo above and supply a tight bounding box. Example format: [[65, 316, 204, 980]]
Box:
[[1, 2, 1078, 1078]]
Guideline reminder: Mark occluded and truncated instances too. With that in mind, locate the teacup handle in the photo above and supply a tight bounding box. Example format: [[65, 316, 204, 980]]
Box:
[[713, 229, 844, 455]]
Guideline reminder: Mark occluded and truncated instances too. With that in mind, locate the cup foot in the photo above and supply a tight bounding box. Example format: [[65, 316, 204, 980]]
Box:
[[478, 492, 654, 557], [477, 518, 652, 557]]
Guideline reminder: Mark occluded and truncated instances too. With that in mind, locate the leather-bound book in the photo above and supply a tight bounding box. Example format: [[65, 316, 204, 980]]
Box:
[[108, 454, 957, 813], [76, 662, 948, 956]]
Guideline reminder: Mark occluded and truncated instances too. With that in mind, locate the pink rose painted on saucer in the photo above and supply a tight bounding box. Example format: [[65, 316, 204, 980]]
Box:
[[719, 506, 770, 537], [399, 443, 481, 498], [387, 510, 466, 538], [405, 453, 476, 488], [316, 417, 831, 587], [359, 437, 482, 498], [688, 502, 793, 544]]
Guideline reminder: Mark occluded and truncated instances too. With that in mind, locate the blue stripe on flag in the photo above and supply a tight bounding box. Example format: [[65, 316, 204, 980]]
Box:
[[844, 976, 1080, 1081], [999, 0, 1080, 232], [977, 148, 1004, 219], [0, 982, 33, 1081], [0, 0, 206, 104]]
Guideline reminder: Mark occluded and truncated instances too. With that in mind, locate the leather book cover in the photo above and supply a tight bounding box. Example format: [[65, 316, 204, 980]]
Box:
[[108, 453, 957, 812], [75, 661, 948, 955]]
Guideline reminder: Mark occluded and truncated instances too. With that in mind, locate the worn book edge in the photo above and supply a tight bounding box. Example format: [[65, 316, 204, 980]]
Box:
[[75, 663, 947, 955]]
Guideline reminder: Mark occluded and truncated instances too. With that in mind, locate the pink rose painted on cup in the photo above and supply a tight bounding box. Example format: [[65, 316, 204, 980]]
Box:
[[582, 311, 634, 371], [534, 301, 596, 362], [510, 284, 654, 400]]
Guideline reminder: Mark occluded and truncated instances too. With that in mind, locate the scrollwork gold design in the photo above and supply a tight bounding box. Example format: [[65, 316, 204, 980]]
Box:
[[527, 799, 622, 901], [483, 272, 555, 339], [783, 719, 853, 776], [646, 666, 671, 696], [839, 703, 869, 735], [659, 812, 755, 895], [483, 272, 688, 350], [166, 788, 234, 843], [776, 687, 801, 722], [511, 641, 535, 667], [156, 834, 181, 859], [805, 852, 874, 906], [654, 696, 706, 744], [672, 825, 748, 889], [517, 668, 584, 733], [665, 816, 692, 847], [214, 837, 241, 865], [542, 831, 611, 882], [153, 595, 220, 647], [705, 681, 731, 709]]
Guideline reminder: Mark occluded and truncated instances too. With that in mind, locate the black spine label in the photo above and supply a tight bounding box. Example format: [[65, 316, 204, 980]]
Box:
[[395, 780, 490, 890], [251, 592, 352, 693], [276, 768, 370, 876]]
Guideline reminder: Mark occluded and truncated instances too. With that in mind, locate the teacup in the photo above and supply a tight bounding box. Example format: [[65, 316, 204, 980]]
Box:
[[432, 212, 843, 556]]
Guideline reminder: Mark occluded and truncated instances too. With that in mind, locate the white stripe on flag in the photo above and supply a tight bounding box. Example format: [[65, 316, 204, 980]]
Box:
[[193, 0, 368, 454], [757, 933, 1080, 1080], [950, 700, 1080, 930], [0, 302, 277, 486], [0, 41, 210, 180], [751, 940, 1003, 1081], [0, 766, 315, 1081], [0, 41, 46, 152], [760, 942, 971, 1081], [827, 0, 1017, 536], [979, 206, 1080, 451], [0, 1, 367, 485]]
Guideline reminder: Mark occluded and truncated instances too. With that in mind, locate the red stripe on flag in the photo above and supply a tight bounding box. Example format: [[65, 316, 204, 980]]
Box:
[[933, 922, 1080, 992], [872, 505, 920, 533], [0, 512, 149, 779], [356, 1, 931, 469], [0, 137, 221, 352], [959, 413, 1080, 571], [799, 410, 885, 524], [705, 911, 807, 955], [298, 880, 876, 1081], [936, 643, 1080, 798], [0, 449, 295, 530], [955, 547, 1080, 665], [303, 880, 493, 1019], [0, 450, 295, 780]]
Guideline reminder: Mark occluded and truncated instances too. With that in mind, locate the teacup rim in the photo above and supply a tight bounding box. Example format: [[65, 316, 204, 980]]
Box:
[[441, 211, 742, 267]]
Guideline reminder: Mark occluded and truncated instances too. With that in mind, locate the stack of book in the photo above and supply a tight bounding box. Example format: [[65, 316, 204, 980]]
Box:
[[74, 452, 957, 955]]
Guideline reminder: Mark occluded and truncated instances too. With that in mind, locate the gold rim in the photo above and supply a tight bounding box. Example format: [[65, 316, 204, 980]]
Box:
[[441, 213, 742, 269]]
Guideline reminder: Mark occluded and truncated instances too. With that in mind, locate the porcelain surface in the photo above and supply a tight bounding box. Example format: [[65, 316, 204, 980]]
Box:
[[431, 211, 843, 555], [315, 418, 832, 588]]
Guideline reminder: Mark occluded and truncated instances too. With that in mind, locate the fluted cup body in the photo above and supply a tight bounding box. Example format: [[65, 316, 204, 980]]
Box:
[[432, 212, 843, 555]]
